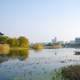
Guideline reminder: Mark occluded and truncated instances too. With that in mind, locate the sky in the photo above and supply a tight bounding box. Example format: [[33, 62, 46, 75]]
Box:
[[0, 0, 80, 43]]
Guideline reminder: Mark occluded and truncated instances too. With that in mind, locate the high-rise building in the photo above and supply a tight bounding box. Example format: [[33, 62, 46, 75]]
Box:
[[52, 37, 57, 43]]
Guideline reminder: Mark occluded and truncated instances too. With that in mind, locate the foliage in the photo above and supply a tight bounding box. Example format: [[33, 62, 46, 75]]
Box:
[[52, 65, 80, 80], [18, 36, 29, 48], [7, 38, 19, 47], [52, 69, 64, 80], [46, 42, 53, 46], [0, 35, 9, 43], [0, 44, 10, 54], [61, 65, 80, 80], [0, 34, 29, 48], [32, 43, 44, 50]]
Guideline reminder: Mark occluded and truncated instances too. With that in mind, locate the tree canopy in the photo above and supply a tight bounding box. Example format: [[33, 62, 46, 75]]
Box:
[[0, 35, 29, 48], [18, 36, 29, 48]]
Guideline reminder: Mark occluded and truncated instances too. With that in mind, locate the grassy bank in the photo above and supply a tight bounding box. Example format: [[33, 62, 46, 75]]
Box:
[[61, 65, 80, 80], [52, 65, 80, 80]]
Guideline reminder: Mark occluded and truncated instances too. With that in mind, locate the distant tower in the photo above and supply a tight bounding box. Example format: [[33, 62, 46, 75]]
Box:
[[52, 37, 57, 43]]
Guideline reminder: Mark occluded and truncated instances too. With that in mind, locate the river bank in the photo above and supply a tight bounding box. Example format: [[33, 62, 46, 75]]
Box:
[[53, 65, 80, 80]]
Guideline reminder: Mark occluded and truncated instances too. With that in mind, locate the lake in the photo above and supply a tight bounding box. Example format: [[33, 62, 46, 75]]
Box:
[[0, 48, 80, 80]]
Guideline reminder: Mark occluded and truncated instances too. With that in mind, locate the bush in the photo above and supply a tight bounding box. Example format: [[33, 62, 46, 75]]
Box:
[[32, 43, 44, 50], [0, 44, 10, 54]]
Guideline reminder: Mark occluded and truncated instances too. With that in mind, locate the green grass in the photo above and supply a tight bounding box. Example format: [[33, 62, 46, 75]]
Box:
[[61, 65, 80, 80], [52, 69, 64, 80], [52, 65, 80, 80]]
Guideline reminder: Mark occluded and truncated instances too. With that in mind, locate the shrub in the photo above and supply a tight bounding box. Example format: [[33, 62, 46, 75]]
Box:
[[0, 44, 10, 54]]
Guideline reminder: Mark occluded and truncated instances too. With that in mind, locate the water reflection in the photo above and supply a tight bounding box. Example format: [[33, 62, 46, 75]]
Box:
[[0, 48, 80, 80], [0, 49, 29, 63], [0, 55, 8, 63], [33, 49, 43, 52]]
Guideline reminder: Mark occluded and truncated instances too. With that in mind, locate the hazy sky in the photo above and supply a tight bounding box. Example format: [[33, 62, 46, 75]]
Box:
[[0, 0, 80, 42]]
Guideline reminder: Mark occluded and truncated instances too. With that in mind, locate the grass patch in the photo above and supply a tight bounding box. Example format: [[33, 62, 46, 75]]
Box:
[[52, 65, 80, 80], [61, 65, 80, 80]]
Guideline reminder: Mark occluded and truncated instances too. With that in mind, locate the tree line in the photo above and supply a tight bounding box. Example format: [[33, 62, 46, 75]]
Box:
[[0, 35, 29, 48]]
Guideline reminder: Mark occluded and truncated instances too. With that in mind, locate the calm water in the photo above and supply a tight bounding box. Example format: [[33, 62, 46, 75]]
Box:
[[0, 48, 80, 80]]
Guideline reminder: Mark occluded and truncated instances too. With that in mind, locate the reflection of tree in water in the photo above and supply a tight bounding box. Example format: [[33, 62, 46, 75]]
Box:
[[8, 49, 29, 60], [0, 49, 29, 63], [0, 54, 8, 63], [34, 49, 43, 52]]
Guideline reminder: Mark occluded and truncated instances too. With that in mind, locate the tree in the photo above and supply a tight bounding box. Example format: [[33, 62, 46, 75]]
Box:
[[18, 36, 29, 48], [32, 43, 44, 50], [0, 35, 9, 44], [7, 38, 19, 47]]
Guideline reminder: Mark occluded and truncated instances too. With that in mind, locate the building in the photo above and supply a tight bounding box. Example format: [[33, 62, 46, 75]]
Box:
[[65, 38, 80, 48]]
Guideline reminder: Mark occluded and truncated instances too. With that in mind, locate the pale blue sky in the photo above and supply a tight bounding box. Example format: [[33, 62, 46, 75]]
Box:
[[0, 0, 80, 42]]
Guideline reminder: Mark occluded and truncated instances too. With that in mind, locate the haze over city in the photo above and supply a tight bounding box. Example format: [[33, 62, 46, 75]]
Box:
[[0, 0, 80, 42]]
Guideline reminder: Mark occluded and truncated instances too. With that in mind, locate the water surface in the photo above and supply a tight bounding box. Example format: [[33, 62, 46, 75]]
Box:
[[0, 48, 80, 80]]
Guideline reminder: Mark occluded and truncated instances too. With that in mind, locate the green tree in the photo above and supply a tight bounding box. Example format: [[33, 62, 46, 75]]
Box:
[[18, 36, 29, 48], [32, 43, 44, 50], [0, 35, 9, 44], [7, 38, 19, 47]]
